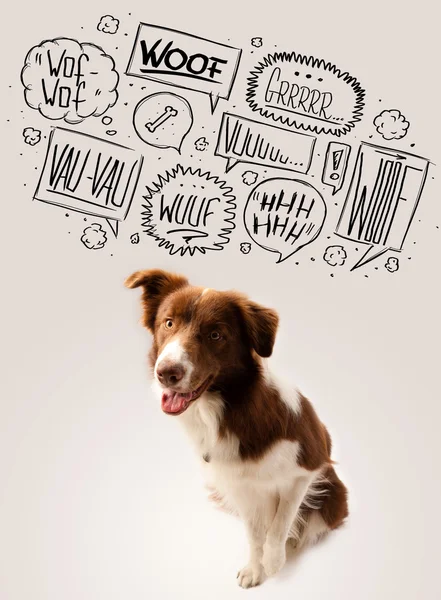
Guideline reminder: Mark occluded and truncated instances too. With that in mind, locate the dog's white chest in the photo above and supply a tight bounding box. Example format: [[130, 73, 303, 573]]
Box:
[[180, 392, 305, 495]]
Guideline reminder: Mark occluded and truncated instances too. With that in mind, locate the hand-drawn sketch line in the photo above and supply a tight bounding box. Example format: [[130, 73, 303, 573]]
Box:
[[335, 141, 430, 270], [125, 22, 242, 113], [246, 52, 365, 136], [141, 165, 236, 257]]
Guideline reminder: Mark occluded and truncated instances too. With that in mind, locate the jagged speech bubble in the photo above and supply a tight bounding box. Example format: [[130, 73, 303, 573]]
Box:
[[142, 165, 236, 256], [244, 178, 327, 263], [246, 52, 365, 136], [133, 92, 193, 153]]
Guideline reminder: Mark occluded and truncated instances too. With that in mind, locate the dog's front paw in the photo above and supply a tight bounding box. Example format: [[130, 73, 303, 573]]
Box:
[[262, 541, 286, 577], [237, 563, 264, 588]]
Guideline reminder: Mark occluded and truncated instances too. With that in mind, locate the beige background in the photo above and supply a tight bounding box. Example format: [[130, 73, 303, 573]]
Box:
[[1, 1, 440, 598]]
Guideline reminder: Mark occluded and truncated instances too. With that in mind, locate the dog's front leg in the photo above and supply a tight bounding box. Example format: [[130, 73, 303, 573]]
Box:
[[262, 474, 314, 577], [236, 516, 266, 588], [235, 493, 277, 588]]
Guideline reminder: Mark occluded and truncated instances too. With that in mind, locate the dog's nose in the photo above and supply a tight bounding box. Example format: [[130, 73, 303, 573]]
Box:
[[156, 363, 185, 387]]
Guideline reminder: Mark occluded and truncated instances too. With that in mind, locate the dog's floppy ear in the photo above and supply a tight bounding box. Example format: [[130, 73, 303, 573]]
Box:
[[239, 299, 279, 358], [125, 269, 189, 331]]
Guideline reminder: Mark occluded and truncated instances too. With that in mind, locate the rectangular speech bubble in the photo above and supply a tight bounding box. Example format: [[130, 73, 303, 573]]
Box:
[[335, 142, 430, 269], [321, 141, 351, 195], [34, 127, 143, 235], [126, 23, 242, 113], [215, 113, 316, 173]]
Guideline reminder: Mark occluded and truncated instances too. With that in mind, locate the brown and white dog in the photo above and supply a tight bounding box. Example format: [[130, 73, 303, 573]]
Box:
[[125, 269, 348, 588]]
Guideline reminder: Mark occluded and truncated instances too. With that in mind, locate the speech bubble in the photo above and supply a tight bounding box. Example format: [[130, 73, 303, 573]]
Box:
[[133, 92, 193, 153], [246, 52, 365, 136], [141, 164, 236, 256], [335, 142, 430, 270], [215, 113, 316, 173], [34, 127, 143, 237], [244, 178, 327, 263], [21, 38, 119, 124], [321, 142, 351, 195], [126, 23, 242, 113]]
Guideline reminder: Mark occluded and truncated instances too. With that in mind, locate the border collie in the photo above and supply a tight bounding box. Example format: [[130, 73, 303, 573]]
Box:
[[126, 269, 348, 588]]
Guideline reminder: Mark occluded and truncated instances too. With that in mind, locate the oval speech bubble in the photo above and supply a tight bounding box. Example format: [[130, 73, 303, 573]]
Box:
[[133, 92, 193, 152], [244, 178, 327, 263]]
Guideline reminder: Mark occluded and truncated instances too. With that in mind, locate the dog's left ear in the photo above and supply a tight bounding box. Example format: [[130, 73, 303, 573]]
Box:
[[240, 300, 279, 358], [125, 269, 188, 332]]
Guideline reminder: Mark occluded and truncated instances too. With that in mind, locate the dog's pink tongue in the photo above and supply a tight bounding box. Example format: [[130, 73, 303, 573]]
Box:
[[161, 390, 191, 414]]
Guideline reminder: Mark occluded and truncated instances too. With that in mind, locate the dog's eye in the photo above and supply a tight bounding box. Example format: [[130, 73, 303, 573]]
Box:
[[165, 319, 173, 329], [210, 331, 221, 340]]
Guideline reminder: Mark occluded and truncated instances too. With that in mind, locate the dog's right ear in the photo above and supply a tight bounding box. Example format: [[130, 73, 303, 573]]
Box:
[[125, 269, 189, 332]]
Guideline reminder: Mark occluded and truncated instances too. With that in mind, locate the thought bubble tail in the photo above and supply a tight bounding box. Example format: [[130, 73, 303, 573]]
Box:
[[209, 93, 220, 114], [225, 158, 239, 173], [106, 219, 119, 238], [350, 245, 389, 271]]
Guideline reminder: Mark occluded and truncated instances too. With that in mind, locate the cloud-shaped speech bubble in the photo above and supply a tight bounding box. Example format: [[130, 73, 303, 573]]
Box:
[[324, 245, 347, 266], [141, 165, 236, 256], [21, 38, 119, 124], [97, 15, 120, 34], [247, 52, 365, 136], [374, 109, 410, 140], [23, 127, 41, 146], [244, 178, 327, 263], [133, 92, 193, 153], [81, 223, 107, 249]]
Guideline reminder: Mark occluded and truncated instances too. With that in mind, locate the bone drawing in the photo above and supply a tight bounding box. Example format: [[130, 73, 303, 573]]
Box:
[[145, 106, 178, 132]]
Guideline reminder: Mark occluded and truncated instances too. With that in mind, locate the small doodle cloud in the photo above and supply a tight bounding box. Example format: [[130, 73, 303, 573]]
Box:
[[324, 245, 347, 267], [374, 109, 410, 141], [242, 171, 258, 186], [194, 137, 209, 151], [130, 233, 140, 244], [97, 15, 120, 34], [240, 242, 252, 254], [251, 37, 263, 48], [81, 223, 107, 249], [23, 127, 41, 146], [385, 256, 399, 273]]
